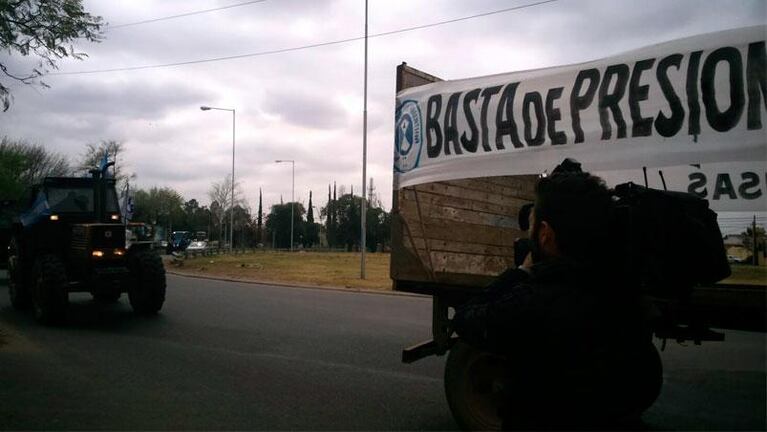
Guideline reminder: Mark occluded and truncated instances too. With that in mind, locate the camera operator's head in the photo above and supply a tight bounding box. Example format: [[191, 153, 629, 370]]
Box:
[[530, 171, 612, 266]]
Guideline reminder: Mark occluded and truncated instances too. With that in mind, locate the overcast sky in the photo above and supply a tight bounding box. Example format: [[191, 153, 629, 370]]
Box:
[[1, 0, 765, 218]]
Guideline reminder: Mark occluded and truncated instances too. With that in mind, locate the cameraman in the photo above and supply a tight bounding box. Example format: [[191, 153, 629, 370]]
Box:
[[452, 168, 658, 429]]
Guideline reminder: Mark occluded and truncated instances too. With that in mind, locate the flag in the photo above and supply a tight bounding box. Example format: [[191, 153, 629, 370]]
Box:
[[121, 182, 134, 223], [99, 151, 112, 178], [20, 191, 51, 226]]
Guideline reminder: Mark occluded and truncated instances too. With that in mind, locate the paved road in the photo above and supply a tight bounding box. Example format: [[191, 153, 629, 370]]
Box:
[[0, 274, 764, 430]]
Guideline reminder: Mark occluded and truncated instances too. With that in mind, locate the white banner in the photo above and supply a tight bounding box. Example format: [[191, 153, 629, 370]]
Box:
[[394, 26, 767, 212]]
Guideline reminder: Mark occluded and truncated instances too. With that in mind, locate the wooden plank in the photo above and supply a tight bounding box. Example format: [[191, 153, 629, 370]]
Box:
[[442, 178, 537, 201], [399, 198, 519, 230], [411, 237, 515, 257], [414, 182, 533, 210], [396, 63, 442, 92], [432, 251, 513, 275], [392, 173, 537, 290], [402, 188, 522, 218], [401, 211, 523, 247]]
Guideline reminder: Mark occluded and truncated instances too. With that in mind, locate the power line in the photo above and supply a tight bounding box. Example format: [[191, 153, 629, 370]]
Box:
[[108, 0, 268, 29], [50, 0, 558, 76]]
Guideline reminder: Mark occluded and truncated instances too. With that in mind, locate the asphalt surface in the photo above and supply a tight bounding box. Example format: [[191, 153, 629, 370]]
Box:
[[0, 273, 764, 430]]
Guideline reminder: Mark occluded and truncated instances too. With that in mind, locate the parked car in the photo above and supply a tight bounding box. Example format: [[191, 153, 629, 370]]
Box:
[[728, 255, 745, 264], [186, 240, 208, 253]]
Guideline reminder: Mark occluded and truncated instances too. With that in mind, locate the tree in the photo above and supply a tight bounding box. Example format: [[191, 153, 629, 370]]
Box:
[[320, 183, 391, 252], [305, 190, 319, 247], [179, 198, 211, 234], [207, 174, 245, 246], [132, 187, 184, 233], [227, 204, 252, 248], [0, 0, 103, 111], [210, 200, 221, 242], [742, 225, 766, 263], [334, 192, 360, 251], [265, 202, 305, 249], [0, 136, 71, 201], [330, 182, 338, 246], [366, 206, 391, 252], [79, 140, 134, 188], [257, 188, 263, 243], [326, 184, 332, 246]]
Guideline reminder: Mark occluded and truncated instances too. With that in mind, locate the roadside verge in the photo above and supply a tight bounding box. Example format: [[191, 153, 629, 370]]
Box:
[[165, 268, 427, 299]]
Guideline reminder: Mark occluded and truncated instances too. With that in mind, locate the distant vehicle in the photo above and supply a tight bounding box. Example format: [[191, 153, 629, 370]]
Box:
[[186, 240, 208, 253], [167, 230, 191, 254], [7, 167, 166, 324], [727, 255, 745, 264]]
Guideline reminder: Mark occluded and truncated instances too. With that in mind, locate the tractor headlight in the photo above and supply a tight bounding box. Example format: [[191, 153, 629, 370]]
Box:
[[49, 214, 59, 221], [114, 249, 125, 256], [92, 250, 104, 258], [110, 214, 120, 221]]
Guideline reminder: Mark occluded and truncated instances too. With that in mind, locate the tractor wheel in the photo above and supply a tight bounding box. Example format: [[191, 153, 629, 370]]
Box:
[[128, 249, 166, 315], [444, 341, 506, 431], [32, 254, 68, 325], [7, 237, 31, 310]]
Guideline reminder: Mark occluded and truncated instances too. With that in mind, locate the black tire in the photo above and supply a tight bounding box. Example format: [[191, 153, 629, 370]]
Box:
[[92, 291, 121, 303], [444, 341, 505, 431], [7, 236, 31, 310], [625, 341, 664, 417], [32, 254, 68, 325], [128, 249, 166, 315]]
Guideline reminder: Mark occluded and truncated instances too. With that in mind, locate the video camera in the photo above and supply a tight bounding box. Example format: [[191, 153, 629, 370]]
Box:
[[513, 159, 731, 300]]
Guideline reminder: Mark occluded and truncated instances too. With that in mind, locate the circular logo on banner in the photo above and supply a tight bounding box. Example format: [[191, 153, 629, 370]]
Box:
[[394, 100, 423, 173]]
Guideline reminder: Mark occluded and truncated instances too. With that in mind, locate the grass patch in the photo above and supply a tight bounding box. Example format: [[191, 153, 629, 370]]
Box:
[[177, 251, 392, 290], [721, 264, 767, 286]]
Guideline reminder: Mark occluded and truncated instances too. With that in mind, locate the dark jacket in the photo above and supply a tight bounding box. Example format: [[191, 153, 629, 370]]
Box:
[[452, 258, 652, 427]]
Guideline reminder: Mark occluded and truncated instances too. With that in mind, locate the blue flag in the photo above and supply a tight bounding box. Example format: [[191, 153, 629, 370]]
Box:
[[99, 151, 112, 178], [20, 191, 51, 226]]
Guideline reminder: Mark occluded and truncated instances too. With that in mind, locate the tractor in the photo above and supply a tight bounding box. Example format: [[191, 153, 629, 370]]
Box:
[[6, 163, 166, 324]]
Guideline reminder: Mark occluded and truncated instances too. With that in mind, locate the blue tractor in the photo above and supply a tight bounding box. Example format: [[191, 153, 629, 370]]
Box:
[[6, 165, 166, 324]]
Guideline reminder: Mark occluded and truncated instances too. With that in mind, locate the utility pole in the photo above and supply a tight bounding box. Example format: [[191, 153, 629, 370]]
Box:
[[360, 0, 369, 279]]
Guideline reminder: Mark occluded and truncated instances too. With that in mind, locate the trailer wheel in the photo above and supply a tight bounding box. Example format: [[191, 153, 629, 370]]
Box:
[[128, 250, 166, 315], [444, 340, 505, 431], [32, 254, 68, 325], [624, 340, 664, 418], [7, 237, 31, 310]]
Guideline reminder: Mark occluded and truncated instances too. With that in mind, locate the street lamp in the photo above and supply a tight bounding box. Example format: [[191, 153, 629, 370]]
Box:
[[360, 0, 369, 279], [201, 105, 235, 253], [275, 159, 295, 252]]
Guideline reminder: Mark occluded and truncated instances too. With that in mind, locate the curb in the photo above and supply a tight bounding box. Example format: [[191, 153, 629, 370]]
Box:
[[165, 269, 429, 299]]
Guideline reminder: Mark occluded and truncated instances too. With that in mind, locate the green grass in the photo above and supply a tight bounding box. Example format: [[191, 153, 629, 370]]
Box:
[[175, 251, 392, 290], [722, 264, 767, 286]]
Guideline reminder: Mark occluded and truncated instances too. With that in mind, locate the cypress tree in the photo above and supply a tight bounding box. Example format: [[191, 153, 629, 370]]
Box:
[[307, 190, 315, 248], [257, 188, 263, 243], [332, 182, 337, 247]]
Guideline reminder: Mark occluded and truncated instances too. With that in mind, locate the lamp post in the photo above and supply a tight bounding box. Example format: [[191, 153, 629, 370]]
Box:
[[360, 0, 369, 279], [201, 105, 235, 253], [275, 159, 295, 251]]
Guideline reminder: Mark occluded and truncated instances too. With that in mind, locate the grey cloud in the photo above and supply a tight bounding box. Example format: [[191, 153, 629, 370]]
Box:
[[38, 80, 211, 119], [263, 89, 347, 129]]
